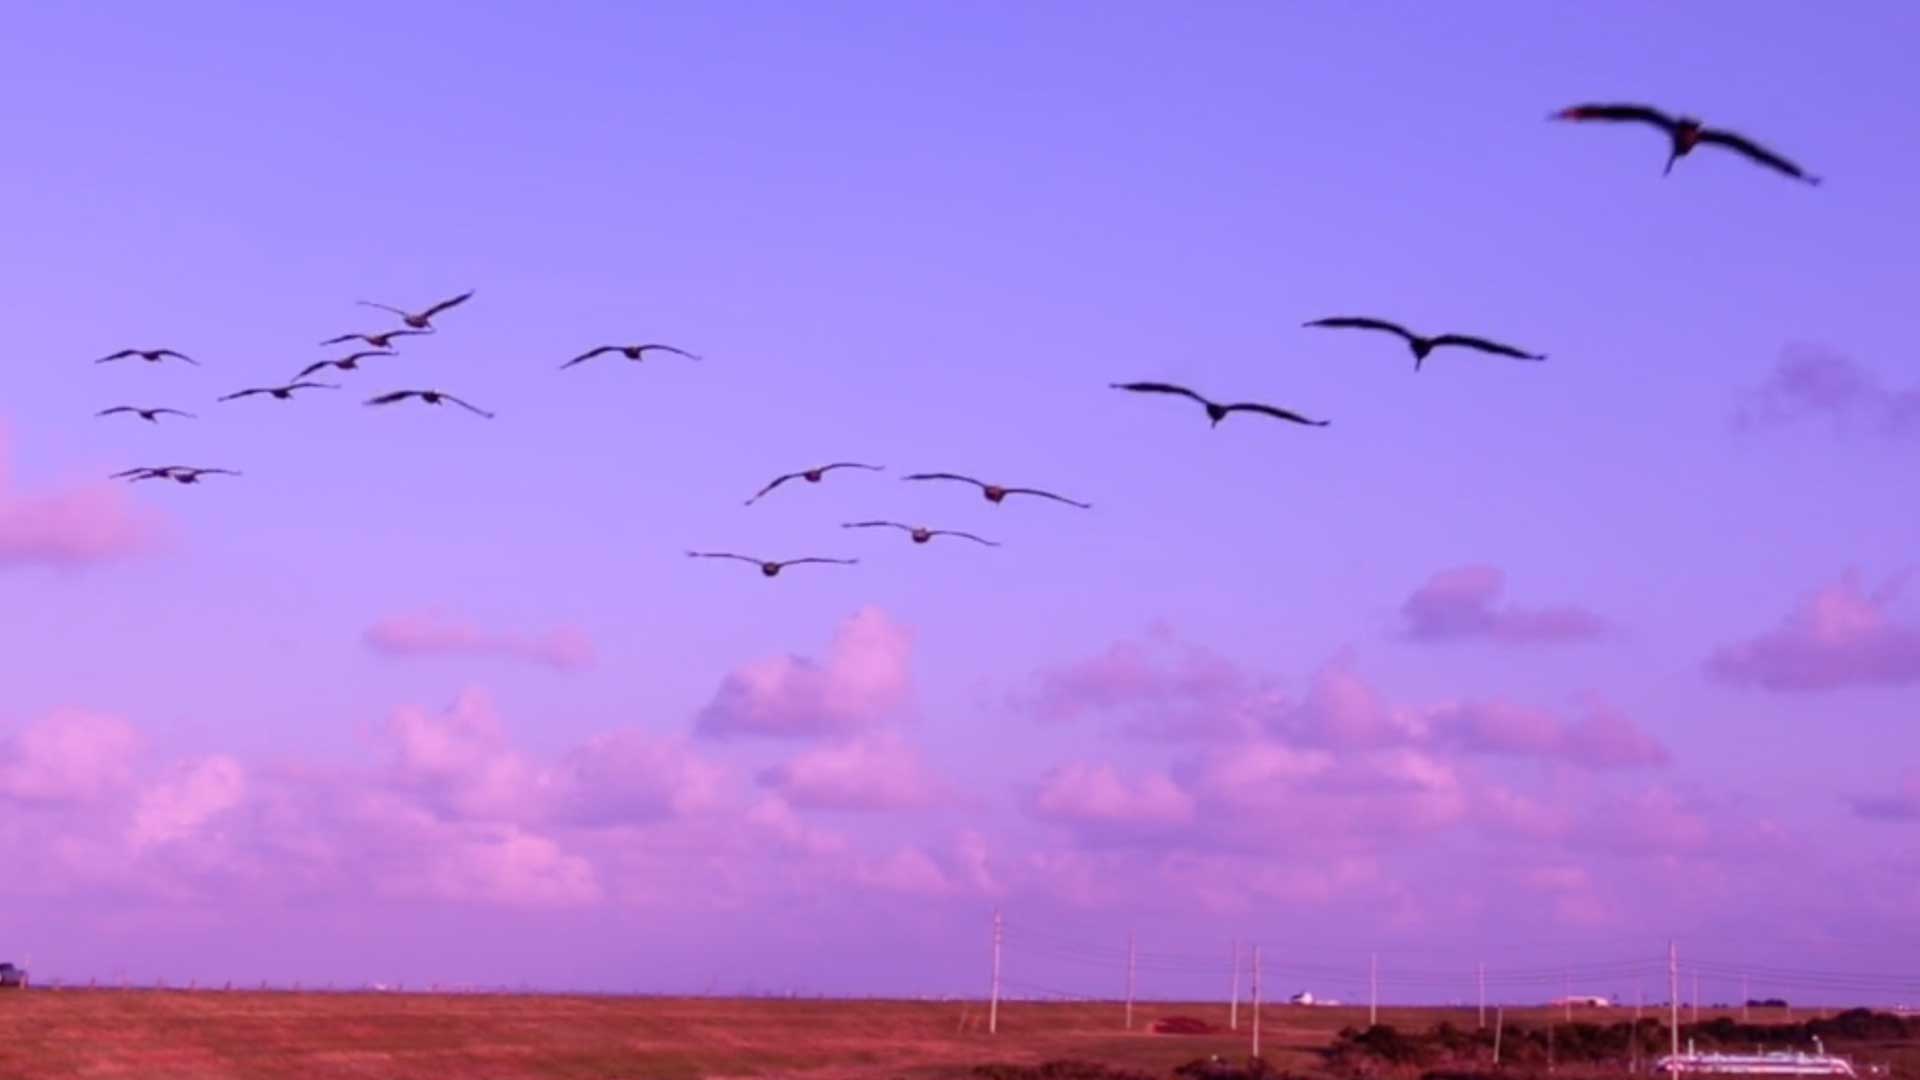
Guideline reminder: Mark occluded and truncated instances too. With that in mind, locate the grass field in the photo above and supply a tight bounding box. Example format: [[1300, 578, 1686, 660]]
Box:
[[0, 991, 1889, 1080]]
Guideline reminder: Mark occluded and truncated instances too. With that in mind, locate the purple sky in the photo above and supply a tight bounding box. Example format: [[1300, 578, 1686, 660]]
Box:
[[4, 2, 1920, 1004]]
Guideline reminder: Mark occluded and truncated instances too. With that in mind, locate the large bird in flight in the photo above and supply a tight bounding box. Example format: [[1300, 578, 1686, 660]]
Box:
[[364, 389, 494, 418], [294, 351, 396, 379], [686, 551, 859, 578], [842, 521, 1000, 546], [1109, 382, 1329, 428], [319, 329, 433, 349], [356, 289, 475, 329], [1549, 103, 1821, 185], [744, 462, 884, 506], [902, 472, 1091, 509], [217, 381, 339, 403], [110, 466, 240, 484], [96, 348, 197, 366], [560, 343, 701, 369], [96, 406, 195, 424], [1302, 317, 1545, 370]]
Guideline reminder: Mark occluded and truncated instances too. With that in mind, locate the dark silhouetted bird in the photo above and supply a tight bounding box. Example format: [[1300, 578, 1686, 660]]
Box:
[[95, 406, 196, 424], [745, 462, 884, 505], [1108, 382, 1329, 427], [561, 343, 702, 369], [1549, 103, 1821, 185], [686, 551, 859, 578], [841, 521, 1000, 546], [96, 348, 197, 366], [319, 329, 433, 349], [364, 389, 494, 417], [902, 472, 1091, 509], [110, 466, 240, 484], [356, 289, 475, 329], [294, 351, 397, 379], [1302, 317, 1546, 370], [218, 381, 340, 402]]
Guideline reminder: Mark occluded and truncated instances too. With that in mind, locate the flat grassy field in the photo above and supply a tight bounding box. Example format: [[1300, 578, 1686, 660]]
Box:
[[0, 991, 1867, 1080]]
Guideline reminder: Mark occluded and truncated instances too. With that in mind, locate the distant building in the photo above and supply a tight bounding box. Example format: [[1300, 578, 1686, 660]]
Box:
[[1551, 994, 1613, 1007], [1289, 991, 1341, 1006]]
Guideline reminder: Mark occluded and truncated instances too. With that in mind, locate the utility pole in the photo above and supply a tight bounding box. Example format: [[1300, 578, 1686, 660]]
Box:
[[1125, 929, 1136, 1031], [1230, 940, 1240, 1031], [1369, 951, 1378, 1027], [1251, 944, 1262, 1060], [1668, 941, 1680, 1073], [1565, 967, 1573, 1022], [1478, 961, 1487, 1029], [988, 908, 1002, 1036], [1742, 974, 1750, 1022], [1692, 971, 1700, 1024], [1636, 977, 1644, 1022], [1493, 1005, 1505, 1066]]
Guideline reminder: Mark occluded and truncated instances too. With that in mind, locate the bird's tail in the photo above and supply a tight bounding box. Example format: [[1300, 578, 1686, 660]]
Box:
[[1662, 152, 1678, 177]]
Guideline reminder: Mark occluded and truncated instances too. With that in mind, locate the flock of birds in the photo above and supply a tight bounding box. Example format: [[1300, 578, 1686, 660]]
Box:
[[88, 101, 1820, 575]]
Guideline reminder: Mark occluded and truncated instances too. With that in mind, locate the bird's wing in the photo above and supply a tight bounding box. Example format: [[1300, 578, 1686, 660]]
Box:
[[96, 406, 134, 416], [1551, 103, 1678, 130], [441, 394, 494, 417], [109, 467, 155, 478], [687, 551, 759, 564], [156, 409, 196, 418], [842, 520, 910, 531], [154, 350, 194, 362], [288, 382, 341, 391], [744, 473, 801, 503], [317, 334, 360, 346], [1110, 381, 1211, 405], [1429, 334, 1545, 360], [780, 557, 858, 568], [1222, 402, 1331, 426], [902, 472, 985, 487], [344, 351, 395, 363], [96, 349, 138, 362], [420, 290, 475, 318], [562, 346, 615, 367], [356, 301, 411, 317], [294, 361, 335, 379], [1696, 129, 1820, 183], [932, 530, 1000, 546], [217, 389, 264, 401], [637, 343, 700, 359], [819, 462, 884, 473], [1303, 316, 1417, 340], [1002, 487, 1092, 508], [364, 391, 413, 406], [194, 468, 241, 477]]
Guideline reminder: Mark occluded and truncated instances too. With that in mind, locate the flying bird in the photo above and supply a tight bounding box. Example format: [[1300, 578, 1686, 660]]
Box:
[[1108, 382, 1329, 427], [561, 343, 702, 369], [1302, 317, 1546, 370], [744, 462, 885, 506], [294, 351, 396, 379], [841, 521, 1000, 546], [110, 466, 240, 484], [319, 329, 433, 349], [217, 381, 340, 402], [95, 348, 197, 366], [685, 551, 859, 578], [356, 289, 475, 330], [364, 389, 494, 418], [1549, 103, 1821, 185], [902, 473, 1091, 509], [95, 406, 196, 424]]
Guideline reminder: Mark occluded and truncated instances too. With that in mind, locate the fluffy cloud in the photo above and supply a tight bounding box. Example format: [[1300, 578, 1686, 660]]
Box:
[[756, 733, 944, 812], [696, 606, 913, 738], [1018, 622, 1263, 738], [129, 756, 246, 848], [1030, 762, 1196, 829], [1735, 345, 1920, 442], [0, 709, 143, 804], [362, 611, 596, 672], [0, 426, 158, 571], [1399, 565, 1609, 645], [1851, 772, 1920, 823], [1426, 699, 1669, 769], [1707, 571, 1920, 691]]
